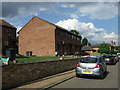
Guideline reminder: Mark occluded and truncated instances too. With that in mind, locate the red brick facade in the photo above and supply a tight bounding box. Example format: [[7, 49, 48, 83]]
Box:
[[19, 16, 82, 56], [0, 19, 17, 54]]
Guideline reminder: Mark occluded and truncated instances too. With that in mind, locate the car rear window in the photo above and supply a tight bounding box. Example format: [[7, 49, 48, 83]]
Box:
[[80, 57, 97, 63]]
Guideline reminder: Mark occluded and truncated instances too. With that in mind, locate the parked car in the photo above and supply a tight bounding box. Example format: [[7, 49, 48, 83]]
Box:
[[117, 53, 120, 59], [76, 55, 107, 79], [112, 54, 119, 62], [103, 55, 117, 65]]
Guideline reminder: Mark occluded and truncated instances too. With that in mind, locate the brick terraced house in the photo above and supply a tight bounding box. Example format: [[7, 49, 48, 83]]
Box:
[[18, 16, 82, 56], [0, 19, 17, 54]]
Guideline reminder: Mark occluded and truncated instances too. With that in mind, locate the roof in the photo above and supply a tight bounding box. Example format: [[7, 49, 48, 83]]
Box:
[[90, 44, 100, 48], [18, 16, 82, 38], [0, 19, 16, 28], [81, 46, 96, 51]]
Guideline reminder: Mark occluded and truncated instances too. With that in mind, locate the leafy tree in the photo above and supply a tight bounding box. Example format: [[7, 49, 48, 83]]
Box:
[[98, 48, 110, 54], [88, 43, 91, 46], [98, 43, 110, 54], [82, 38, 88, 46], [109, 50, 118, 54], [70, 30, 79, 35], [115, 46, 120, 53]]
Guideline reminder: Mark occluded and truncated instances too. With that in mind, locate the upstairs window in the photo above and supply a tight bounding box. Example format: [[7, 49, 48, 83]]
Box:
[[56, 29, 62, 36]]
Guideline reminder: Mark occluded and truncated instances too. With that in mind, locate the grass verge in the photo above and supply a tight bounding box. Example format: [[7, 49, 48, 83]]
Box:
[[16, 55, 79, 63]]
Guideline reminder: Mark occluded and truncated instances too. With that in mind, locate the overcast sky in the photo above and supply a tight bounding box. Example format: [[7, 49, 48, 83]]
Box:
[[1, 1, 119, 45]]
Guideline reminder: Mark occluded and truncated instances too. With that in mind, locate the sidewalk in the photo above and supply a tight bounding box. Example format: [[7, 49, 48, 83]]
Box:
[[13, 69, 75, 89]]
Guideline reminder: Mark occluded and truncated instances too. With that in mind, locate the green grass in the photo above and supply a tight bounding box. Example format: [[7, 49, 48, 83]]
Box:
[[93, 52, 100, 54], [92, 52, 106, 56], [16, 55, 78, 63]]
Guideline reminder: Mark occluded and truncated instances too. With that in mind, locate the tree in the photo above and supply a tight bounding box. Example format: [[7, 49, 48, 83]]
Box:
[[115, 46, 120, 53], [70, 30, 79, 35], [88, 43, 91, 46], [98, 43, 110, 54], [109, 50, 118, 54], [82, 38, 88, 46]]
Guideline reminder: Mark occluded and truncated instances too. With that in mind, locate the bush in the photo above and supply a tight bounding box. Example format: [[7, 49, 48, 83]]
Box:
[[109, 50, 118, 54], [101, 53, 106, 56]]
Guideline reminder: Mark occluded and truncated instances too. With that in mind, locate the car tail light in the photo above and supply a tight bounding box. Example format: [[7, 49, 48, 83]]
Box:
[[76, 63, 80, 67], [95, 64, 101, 68]]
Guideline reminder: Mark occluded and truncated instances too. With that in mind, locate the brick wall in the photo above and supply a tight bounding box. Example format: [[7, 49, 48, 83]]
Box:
[[19, 17, 82, 56], [2, 26, 16, 49], [2, 58, 79, 89], [19, 17, 56, 56], [55, 28, 82, 56]]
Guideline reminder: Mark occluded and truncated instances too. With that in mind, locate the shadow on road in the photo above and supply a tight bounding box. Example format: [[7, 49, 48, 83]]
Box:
[[77, 71, 109, 80]]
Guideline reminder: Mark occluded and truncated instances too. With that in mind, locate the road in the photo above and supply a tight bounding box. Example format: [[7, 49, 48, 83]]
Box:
[[50, 61, 119, 88]]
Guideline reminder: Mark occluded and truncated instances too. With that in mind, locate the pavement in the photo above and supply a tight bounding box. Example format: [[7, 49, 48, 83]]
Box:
[[13, 69, 75, 89]]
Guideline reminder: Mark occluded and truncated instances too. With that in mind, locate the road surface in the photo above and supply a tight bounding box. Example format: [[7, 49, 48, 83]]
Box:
[[51, 61, 119, 88]]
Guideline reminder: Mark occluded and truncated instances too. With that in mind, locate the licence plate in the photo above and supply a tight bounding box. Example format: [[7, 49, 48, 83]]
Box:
[[82, 71, 92, 74], [105, 58, 110, 61]]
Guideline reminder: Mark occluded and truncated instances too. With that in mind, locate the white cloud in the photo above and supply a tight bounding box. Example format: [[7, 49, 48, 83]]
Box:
[[56, 19, 118, 44], [69, 13, 80, 19], [70, 2, 118, 19], [31, 12, 38, 16], [39, 8, 47, 11], [61, 3, 75, 8]]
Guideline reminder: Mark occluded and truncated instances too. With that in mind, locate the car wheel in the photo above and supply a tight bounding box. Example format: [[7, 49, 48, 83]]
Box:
[[76, 73, 79, 77], [113, 61, 115, 65], [99, 72, 104, 79]]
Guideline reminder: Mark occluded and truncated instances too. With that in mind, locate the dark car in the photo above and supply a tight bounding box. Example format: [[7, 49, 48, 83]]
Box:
[[103, 55, 117, 65], [112, 54, 119, 62]]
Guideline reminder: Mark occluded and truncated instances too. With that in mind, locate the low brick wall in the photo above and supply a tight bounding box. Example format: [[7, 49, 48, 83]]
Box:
[[2, 58, 79, 89]]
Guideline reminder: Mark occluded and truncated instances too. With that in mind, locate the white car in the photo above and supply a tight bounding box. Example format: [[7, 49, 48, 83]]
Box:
[[76, 55, 107, 79], [117, 53, 120, 58]]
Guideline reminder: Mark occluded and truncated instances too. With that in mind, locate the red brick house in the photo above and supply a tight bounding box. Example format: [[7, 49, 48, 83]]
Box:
[[0, 19, 17, 54], [18, 16, 82, 56], [81, 45, 96, 55], [90, 44, 100, 51]]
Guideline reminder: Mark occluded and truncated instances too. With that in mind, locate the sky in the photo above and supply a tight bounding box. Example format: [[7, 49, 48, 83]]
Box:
[[1, 1, 119, 45]]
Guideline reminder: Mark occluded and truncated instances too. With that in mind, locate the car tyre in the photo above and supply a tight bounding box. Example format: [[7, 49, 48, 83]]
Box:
[[99, 72, 104, 79], [76, 73, 79, 77]]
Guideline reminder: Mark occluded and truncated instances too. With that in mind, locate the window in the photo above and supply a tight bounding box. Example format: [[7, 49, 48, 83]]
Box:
[[74, 36, 77, 40], [77, 37, 80, 40], [80, 57, 97, 63], [65, 32, 69, 38], [57, 44, 61, 50], [4, 41, 8, 46], [56, 29, 62, 36], [72, 35, 74, 39]]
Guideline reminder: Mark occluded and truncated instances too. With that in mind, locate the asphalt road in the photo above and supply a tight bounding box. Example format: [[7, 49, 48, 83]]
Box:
[[51, 61, 119, 88]]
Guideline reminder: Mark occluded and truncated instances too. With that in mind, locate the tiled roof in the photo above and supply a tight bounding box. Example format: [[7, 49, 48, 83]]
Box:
[[0, 19, 16, 28], [82, 46, 96, 51], [90, 44, 100, 48]]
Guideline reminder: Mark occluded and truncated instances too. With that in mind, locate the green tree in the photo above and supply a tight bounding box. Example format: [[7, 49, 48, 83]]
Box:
[[98, 43, 110, 54], [88, 43, 91, 46], [115, 46, 120, 53], [109, 50, 118, 54], [82, 38, 88, 46], [70, 30, 79, 35]]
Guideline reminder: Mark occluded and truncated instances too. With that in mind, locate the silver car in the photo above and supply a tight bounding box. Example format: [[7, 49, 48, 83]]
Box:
[[76, 55, 107, 79]]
